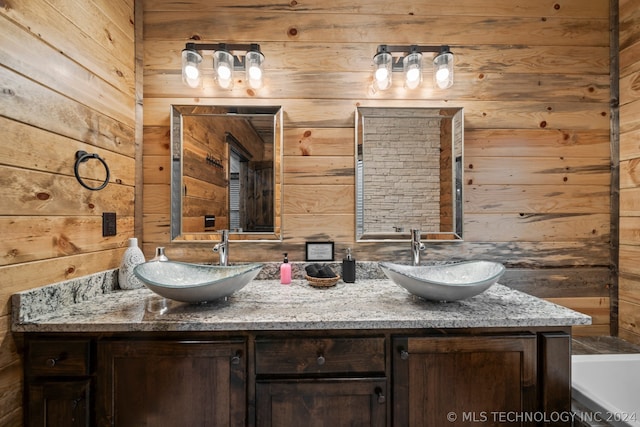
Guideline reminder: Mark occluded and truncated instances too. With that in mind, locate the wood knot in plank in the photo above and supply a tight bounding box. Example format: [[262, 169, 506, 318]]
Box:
[[6, 249, 19, 259], [631, 74, 640, 93], [54, 234, 81, 255]]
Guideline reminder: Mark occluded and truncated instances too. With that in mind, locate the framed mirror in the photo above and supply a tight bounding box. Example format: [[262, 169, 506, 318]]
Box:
[[355, 107, 463, 241], [170, 105, 283, 241]]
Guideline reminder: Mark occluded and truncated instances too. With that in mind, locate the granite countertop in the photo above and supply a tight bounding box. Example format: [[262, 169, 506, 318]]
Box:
[[12, 266, 591, 333]]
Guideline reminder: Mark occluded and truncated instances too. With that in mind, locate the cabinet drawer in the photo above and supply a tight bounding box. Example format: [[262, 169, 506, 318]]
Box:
[[27, 340, 91, 376], [255, 337, 385, 375], [256, 379, 387, 426]]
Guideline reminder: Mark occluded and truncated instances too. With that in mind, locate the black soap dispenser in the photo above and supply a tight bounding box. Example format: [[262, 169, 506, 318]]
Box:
[[342, 248, 356, 283]]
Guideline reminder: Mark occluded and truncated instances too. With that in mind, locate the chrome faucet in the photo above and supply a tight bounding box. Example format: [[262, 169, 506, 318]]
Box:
[[411, 229, 425, 266], [151, 247, 169, 262], [212, 230, 229, 266]]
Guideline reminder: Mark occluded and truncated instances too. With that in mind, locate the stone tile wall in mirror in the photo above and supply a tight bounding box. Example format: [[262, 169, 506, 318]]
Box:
[[356, 107, 463, 241]]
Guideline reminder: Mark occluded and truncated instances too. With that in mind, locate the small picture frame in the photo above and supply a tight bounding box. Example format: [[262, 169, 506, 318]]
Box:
[[305, 241, 335, 262]]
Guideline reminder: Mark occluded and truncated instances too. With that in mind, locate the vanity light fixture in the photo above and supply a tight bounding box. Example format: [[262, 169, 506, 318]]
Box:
[[181, 42, 265, 90], [403, 49, 423, 89], [372, 45, 454, 90], [372, 48, 393, 91]]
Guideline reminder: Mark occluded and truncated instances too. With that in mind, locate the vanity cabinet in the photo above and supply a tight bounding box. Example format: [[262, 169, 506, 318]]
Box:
[[254, 337, 387, 426], [96, 339, 247, 427], [22, 330, 572, 427], [25, 339, 93, 427], [392, 334, 537, 426]]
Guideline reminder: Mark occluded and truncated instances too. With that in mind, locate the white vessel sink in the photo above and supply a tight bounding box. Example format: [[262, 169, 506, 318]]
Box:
[[379, 261, 505, 301], [133, 261, 263, 303]]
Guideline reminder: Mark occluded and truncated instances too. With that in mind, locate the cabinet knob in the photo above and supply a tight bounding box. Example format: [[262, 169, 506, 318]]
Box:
[[45, 352, 67, 367], [375, 387, 386, 404], [400, 349, 410, 360], [316, 354, 326, 366], [231, 351, 241, 365]]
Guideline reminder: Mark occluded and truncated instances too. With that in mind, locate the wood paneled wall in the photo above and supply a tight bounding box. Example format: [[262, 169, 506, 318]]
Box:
[[182, 116, 232, 232], [0, 0, 136, 424], [619, 0, 640, 344], [142, 0, 613, 336], [0, 0, 626, 424]]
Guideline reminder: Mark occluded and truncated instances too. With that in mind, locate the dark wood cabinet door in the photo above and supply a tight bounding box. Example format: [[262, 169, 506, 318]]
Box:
[[28, 380, 91, 427], [97, 340, 246, 427], [256, 379, 387, 427], [393, 335, 537, 427]]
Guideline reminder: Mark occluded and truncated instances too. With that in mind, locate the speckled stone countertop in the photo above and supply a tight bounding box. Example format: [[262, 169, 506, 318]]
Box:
[[12, 262, 591, 333]]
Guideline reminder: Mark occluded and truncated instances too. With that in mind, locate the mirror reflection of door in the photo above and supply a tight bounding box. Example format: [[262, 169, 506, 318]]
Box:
[[227, 141, 274, 233], [241, 159, 274, 232]]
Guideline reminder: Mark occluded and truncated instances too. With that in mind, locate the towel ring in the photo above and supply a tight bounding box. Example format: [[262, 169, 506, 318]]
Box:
[[74, 150, 110, 191]]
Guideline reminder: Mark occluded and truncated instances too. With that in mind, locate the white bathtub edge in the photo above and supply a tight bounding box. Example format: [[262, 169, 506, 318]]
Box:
[[572, 354, 640, 427]]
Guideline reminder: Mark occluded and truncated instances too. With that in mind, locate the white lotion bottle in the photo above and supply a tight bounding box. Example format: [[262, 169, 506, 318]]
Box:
[[119, 237, 146, 289]]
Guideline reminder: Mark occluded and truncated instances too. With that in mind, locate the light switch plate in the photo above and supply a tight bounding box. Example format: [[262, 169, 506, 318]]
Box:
[[102, 212, 117, 236], [204, 215, 216, 228]]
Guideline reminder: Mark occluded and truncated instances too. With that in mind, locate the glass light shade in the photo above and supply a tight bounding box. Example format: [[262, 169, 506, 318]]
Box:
[[372, 51, 392, 91], [433, 51, 454, 89], [214, 50, 234, 89], [403, 52, 422, 89], [181, 49, 202, 88], [245, 50, 265, 89]]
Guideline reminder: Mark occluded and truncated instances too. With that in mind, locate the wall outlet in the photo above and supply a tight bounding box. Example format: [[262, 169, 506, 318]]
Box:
[[102, 212, 117, 236], [204, 215, 216, 229]]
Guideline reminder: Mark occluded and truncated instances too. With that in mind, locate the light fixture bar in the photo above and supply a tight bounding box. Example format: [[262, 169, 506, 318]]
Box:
[[181, 42, 265, 89], [185, 43, 263, 70], [373, 44, 454, 90]]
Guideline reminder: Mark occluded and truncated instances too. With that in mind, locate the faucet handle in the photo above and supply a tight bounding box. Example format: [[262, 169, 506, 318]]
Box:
[[212, 230, 230, 266], [213, 230, 229, 253], [411, 229, 425, 249]]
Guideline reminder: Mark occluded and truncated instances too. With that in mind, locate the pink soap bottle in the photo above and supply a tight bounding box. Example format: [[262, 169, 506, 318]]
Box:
[[280, 253, 291, 285]]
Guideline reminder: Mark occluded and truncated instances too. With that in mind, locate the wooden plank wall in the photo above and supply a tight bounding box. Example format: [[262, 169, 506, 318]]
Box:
[[142, 0, 613, 337], [182, 116, 230, 232], [0, 0, 136, 424], [619, 0, 640, 344]]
